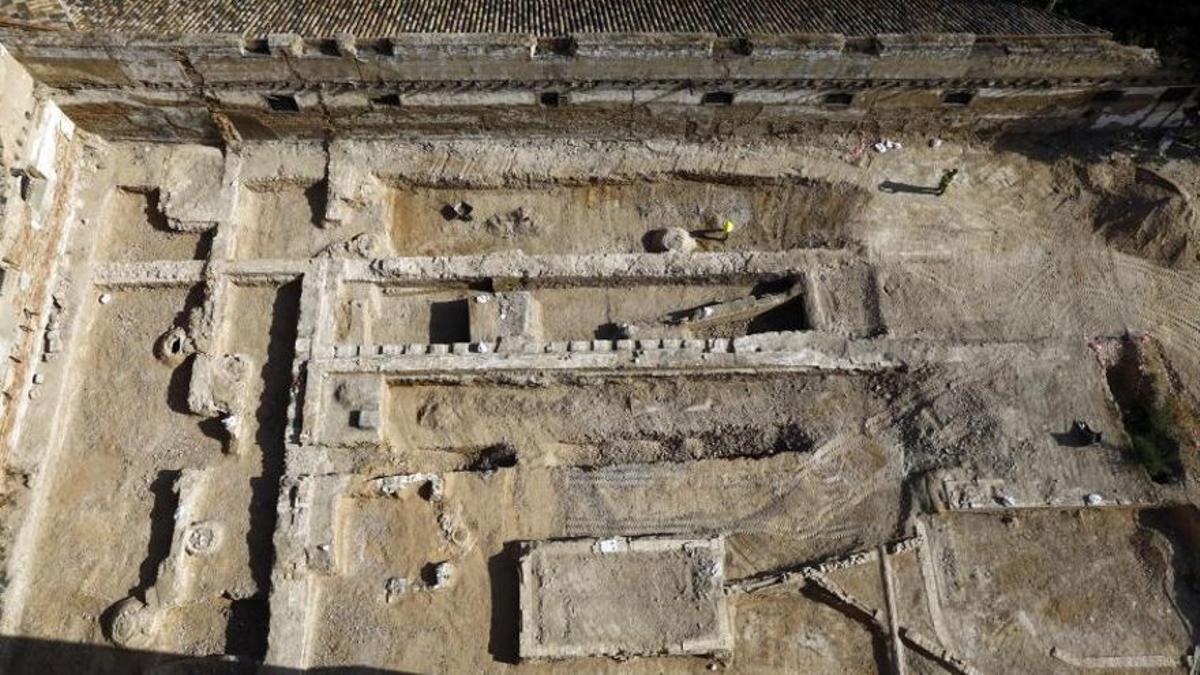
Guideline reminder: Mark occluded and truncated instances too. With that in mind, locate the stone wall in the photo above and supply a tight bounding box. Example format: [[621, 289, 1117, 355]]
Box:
[[0, 43, 81, 465], [0, 30, 1194, 141]]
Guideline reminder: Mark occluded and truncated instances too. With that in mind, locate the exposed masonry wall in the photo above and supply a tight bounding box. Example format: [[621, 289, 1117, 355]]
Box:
[[0, 30, 1194, 142], [0, 45, 80, 460], [91, 250, 848, 288]]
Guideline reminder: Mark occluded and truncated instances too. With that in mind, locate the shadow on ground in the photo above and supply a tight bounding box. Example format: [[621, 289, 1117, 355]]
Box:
[[0, 636, 418, 674], [991, 127, 1199, 164]]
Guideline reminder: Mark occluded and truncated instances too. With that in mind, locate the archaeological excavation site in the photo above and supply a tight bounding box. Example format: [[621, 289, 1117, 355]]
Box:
[[0, 0, 1199, 672]]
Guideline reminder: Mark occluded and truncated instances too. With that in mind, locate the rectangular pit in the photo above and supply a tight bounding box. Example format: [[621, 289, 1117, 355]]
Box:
[[372, 375, 874, 466], [97, 188, 211, 262], [389, 177, 867, 256], [518, 536, 731, 659], [336, 279, 808, 344]]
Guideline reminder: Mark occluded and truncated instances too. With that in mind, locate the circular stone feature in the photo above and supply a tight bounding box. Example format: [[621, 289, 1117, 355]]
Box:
[[105, 597, 159, 648], [154, 325, 191, 366], [184, 521, 224, 556]]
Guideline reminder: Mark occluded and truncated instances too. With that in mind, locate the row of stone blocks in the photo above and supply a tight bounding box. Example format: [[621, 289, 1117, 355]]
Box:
[[326, 335, 802, 359]]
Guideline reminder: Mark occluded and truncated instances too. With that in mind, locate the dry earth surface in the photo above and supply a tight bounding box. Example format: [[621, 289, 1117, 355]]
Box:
[[0, 125, 1198, 674]]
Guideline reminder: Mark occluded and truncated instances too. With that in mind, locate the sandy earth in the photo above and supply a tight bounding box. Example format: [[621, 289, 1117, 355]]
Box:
[[0, 127, 1197, 673]]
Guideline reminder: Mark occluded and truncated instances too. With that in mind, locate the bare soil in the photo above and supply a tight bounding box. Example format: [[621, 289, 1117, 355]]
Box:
[[1, 129, 1198, 674]]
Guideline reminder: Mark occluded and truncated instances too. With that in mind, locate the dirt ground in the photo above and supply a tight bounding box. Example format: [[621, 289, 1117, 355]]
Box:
[[0, 126, 1198, 674]]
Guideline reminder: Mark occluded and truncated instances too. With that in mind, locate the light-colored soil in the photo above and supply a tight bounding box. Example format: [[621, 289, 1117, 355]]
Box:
[[389, 177, 867, 256], [96, 189, 208, 263], [234, 184, 332, 259], [9, 289, 229, 669], [1, 128, 1199, 674], [929, 508, 1199, 673]]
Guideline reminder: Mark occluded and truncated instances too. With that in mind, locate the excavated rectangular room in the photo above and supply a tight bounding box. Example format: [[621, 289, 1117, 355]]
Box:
[[518, 536, 732, 659]]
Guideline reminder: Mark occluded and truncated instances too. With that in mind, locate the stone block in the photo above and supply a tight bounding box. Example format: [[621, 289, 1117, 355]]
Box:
[[187, 353, 250, 418]]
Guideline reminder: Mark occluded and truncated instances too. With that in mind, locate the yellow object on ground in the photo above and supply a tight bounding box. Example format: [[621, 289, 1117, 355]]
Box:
[[722, 219, 736, 234]]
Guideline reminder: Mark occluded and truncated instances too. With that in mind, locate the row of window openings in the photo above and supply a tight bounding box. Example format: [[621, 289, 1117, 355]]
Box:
[[263, 87, 1197, 113], [264, 90, 974, 111], [263, 90, 966, 112], [240, 36, 1200, 106]]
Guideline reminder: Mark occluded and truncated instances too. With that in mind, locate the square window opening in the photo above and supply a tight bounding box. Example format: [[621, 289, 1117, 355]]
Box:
[[701, 91, 735, 106], [265, 94, 300, 113], [942, 90, 975, 106], [372, 93, 402, 107], [539, 91, 566, 107], [823, 91, 854, 107]]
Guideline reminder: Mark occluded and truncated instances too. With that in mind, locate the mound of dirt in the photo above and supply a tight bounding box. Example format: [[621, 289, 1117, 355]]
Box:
[[1084, 160, 1198, 269]]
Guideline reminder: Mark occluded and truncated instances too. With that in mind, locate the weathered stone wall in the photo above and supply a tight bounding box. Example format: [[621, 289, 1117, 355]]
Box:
[[0, 42, 35, 223], [0, 43, 81, 465], [0, 30, 1193, 142]]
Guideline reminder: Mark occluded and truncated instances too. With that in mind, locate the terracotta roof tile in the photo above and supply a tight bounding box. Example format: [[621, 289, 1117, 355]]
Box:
[[1, 0, 1103, 37]]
